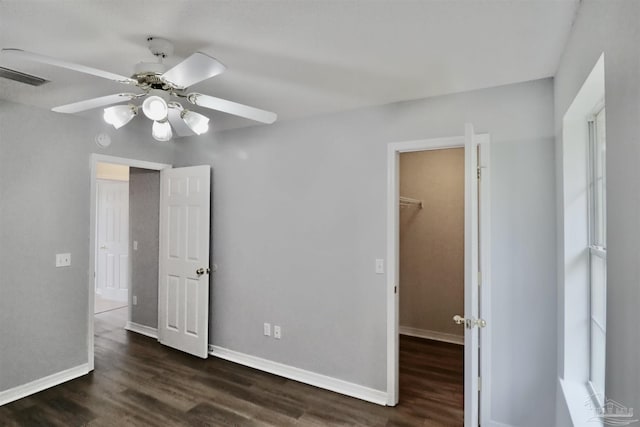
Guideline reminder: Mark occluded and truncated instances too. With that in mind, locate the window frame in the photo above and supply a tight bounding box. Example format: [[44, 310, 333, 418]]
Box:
[[586, 103, 607, 406]]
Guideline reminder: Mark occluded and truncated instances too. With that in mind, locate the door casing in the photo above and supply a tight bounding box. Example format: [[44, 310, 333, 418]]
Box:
[[386, 132, 491, 426], [88, 154, 171, 371]]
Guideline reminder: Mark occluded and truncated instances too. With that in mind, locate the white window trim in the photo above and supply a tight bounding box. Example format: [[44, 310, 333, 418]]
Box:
[[559, 53, 606, 426]]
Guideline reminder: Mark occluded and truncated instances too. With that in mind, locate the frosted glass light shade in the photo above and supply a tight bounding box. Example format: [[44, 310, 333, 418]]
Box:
[[103, 105, 137, 129], [152, 120, 172, 142], [181, 110, 210, 135], [142, 96, 168, 121]]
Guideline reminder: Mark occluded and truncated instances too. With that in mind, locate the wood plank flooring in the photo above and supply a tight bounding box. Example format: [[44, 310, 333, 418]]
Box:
[[0, 309, 463, 426]]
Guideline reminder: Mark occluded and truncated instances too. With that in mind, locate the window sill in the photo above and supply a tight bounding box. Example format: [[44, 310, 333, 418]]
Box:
[[559, 378, 603, 427]]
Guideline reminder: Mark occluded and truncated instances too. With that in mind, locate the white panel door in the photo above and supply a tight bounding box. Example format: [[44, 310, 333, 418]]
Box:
[[464, 123, 480, 427], [96, 180, 129, 301], [158, 165, 211, 358]]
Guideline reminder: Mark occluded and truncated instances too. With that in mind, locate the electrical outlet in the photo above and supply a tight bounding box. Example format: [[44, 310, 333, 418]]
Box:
[[274, 325, 281, 339], [133, 240, 138, 251], [263, 323, 271, 337], [208, 344, 214, 353], [132, 295, 137, 305], [56, 253, 71, 267], [375, 259, 384, 274]]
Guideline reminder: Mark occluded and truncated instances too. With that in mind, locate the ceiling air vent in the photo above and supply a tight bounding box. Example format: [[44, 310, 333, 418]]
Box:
[[0, 66, 49, 86]]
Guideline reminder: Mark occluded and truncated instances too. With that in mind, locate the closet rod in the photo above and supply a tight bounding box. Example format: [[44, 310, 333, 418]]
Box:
[[399, 196, 423, 209]]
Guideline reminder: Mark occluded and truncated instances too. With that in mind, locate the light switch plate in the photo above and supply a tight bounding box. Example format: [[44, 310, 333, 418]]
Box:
[[375, 259, 384, 274], [56, 253, 71, 267]]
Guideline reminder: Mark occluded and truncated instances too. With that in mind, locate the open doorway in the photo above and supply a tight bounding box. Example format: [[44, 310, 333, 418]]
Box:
[[93, 162, 163, 335], [88, 155, 171, 370], [386, 128, 491, 427], [398, 148, 465, 423], [94, 162, 130, 315]]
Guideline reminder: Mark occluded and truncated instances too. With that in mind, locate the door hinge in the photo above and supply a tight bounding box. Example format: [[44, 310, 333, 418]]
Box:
[[477, 167, 481, 179], [478, 271, 482, 287], [478, 376, 482, 391]]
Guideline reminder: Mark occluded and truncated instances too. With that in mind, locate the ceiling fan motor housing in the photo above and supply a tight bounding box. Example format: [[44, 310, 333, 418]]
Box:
[[133, 37, 175, 89], [133, 62, 169, 89]]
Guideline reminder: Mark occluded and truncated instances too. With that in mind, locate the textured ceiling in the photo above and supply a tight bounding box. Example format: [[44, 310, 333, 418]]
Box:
[[0, 0, 579, 131]]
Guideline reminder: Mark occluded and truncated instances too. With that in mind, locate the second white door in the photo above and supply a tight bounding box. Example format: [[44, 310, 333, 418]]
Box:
[[158, 165, 211, 359], [96, 180, 129, 301]]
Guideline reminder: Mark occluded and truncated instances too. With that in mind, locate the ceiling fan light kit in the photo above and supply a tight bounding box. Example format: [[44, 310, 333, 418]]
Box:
[[141, 94, 169, 121], [0, 37, 277, 143], [181, 109, 209, 135], [103, 104, 137, 129], [152, 119, 173, 142]]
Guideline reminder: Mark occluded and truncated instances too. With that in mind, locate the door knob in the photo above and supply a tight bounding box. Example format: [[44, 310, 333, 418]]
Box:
[[453, 315, 486, 329], [196, 267, 211, 276]]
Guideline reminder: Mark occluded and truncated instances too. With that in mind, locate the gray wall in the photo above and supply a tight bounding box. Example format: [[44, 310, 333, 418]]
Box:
[[175, 78, 557, 426], [0, 79, 560, 426], [0, 101, 175, 391], [554, 0, 640, 422], [129, 168, 160, 329]]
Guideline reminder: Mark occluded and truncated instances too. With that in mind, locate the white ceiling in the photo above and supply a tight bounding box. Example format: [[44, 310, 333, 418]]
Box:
[[0, 0, 579, 131]]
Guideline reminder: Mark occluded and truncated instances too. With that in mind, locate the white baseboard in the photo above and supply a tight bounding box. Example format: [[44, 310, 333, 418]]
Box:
[[0, 363, 89, 406], [399, 326, 464, 345], [125, 321, 158, 339], [210, 346, 388, 406]]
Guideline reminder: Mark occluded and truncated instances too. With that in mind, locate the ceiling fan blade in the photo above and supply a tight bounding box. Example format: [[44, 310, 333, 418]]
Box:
[[1, 48, 137, 85], [187, 93, 277, 124], [161, 52, 226, 89], [52, 93, 138, 114], [167, 107, 194, 137]]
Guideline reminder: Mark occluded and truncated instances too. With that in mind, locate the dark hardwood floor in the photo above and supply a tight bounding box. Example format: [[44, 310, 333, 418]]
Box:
[[0, 309, 463, 426]]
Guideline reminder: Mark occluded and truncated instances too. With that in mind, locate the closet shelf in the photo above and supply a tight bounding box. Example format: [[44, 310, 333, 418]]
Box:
[[399, 196, 423, 209]]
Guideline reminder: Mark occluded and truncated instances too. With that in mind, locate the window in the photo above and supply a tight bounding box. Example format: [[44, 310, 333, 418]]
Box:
[[588, 105, 606, 400], [560, 53, 605, 424]]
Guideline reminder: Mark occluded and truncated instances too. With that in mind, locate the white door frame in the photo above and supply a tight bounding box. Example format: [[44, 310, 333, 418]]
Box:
[[386, 134, 491, 425], [88, 154, 171, 371]]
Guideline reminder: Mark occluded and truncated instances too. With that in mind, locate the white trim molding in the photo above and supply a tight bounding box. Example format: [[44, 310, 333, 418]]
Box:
[[386, 135, 471, 405], [399, 326, 464, 345], [386, 132, 492, 420], [560, 378, 605, 427], [125, 322, 159, 339], [210, 346, 387, 406], [0, 363, 89, 406]]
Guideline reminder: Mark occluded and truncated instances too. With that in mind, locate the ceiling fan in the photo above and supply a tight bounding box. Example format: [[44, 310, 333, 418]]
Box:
[[1, 37, 277, 141]]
